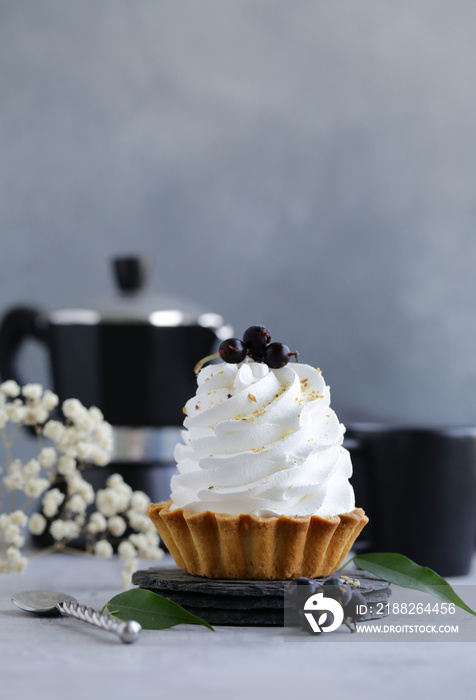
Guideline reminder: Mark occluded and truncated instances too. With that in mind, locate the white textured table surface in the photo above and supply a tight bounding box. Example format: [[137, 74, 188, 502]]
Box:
[[2, 551, 476, 700]]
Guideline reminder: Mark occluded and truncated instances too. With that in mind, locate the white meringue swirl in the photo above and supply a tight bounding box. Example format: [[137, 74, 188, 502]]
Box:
[[170, 361, 355, 518]]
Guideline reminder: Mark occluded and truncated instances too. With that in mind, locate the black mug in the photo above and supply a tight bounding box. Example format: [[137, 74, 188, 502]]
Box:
[[346, 424, 476, 577]]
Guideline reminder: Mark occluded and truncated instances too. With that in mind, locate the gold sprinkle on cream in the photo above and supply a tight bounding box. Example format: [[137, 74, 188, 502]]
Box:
[[248, 393, 257, 402]]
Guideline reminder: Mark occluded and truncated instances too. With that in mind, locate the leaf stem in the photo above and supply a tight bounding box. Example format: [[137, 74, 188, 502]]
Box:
[[194, 352, 220, 375], [338, 556, 355, 571]]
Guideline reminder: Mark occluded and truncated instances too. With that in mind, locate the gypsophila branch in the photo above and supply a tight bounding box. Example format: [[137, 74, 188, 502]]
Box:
[[0, 381, 163, 583]]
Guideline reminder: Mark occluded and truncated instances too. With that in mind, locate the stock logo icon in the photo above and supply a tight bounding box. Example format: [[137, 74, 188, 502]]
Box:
[[303, 591, 345, 633]]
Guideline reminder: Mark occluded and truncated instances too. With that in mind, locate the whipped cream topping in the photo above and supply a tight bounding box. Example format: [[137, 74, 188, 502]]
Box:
[[170, 361, 355, 518]]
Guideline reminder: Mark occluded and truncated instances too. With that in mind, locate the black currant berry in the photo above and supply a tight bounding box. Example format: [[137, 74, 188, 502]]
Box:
[[322, 576, 344, 586], [322, 577, 352, 607], [242, 325, 271, 356], [263, 342, 293, 369], [295, 576, 320, 589], [288, 578, 323, 611], [218, 338, 247, 364]]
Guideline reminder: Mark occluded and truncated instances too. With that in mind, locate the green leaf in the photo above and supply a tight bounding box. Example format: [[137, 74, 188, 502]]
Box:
[[342, 552, 476, 617], [102, 589, 214, 631]]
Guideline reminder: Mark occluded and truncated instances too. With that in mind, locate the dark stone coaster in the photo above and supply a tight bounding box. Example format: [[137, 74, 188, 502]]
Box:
[[150, 591, 283, 609], [186, 608, 284, 626], [133, 567, 289, 597], [132, 566, 391, 626]]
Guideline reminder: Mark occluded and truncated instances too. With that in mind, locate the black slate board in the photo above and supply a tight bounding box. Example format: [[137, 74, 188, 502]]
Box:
[[132, 566, 391, 626]]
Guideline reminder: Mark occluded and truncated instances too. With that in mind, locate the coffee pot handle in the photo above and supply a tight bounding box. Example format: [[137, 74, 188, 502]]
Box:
[[0, 307, 48, 387]]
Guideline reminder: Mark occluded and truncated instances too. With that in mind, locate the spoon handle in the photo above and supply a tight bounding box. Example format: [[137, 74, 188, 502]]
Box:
[[56, 600, 141, 644]]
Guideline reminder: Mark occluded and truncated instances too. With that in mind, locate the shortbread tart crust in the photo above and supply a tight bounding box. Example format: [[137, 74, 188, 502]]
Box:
[[147, 500, 368, 580]]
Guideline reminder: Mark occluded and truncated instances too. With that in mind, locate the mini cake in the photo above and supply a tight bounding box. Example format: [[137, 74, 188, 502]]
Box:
[[148, 326, 368, 579]]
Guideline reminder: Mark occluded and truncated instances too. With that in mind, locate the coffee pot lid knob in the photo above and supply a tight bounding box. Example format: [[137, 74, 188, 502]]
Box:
[[113, 256, 150, 294]]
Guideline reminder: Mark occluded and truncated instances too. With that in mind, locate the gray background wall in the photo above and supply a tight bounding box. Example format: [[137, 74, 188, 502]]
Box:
[[1, 0, 476, 426]]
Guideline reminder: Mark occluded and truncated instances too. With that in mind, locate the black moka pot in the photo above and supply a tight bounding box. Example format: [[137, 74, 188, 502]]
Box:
[[0, 256, 231, 501]]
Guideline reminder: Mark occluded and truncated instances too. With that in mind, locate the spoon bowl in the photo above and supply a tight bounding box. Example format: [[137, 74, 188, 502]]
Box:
[[12, 589, 141, 643], [12, 590, 78, 614]]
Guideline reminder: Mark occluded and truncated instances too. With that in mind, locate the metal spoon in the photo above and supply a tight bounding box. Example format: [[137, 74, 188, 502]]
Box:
[[12, 590, 141, 644]]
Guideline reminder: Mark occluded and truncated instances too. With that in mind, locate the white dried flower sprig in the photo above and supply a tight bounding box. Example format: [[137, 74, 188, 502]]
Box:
[[0, 380, 163, 585]]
